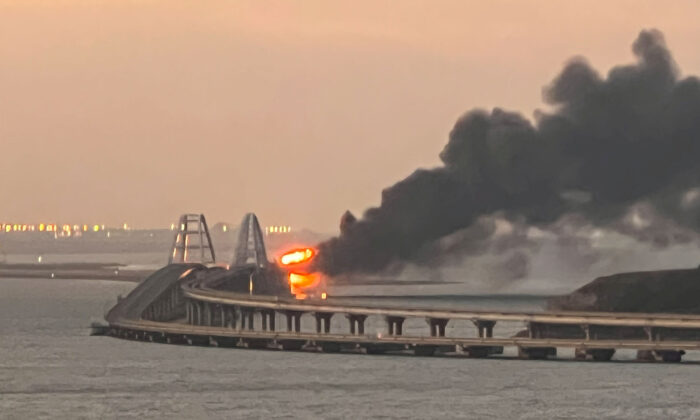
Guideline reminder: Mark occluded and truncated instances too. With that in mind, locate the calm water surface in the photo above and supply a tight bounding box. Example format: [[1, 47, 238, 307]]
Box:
[[1, 277, 699, 419]]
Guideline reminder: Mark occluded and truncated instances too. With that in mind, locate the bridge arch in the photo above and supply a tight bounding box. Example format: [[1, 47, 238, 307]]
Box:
[[233, 213, 269, 269], [168, 214, 216, 265]]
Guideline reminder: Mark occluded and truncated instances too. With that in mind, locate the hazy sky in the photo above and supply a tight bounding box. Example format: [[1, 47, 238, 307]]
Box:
[[1, 1, 699, 231]]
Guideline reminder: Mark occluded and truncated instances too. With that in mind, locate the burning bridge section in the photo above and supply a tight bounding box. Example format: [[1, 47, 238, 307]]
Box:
[[278, 247, 327, 299], [107, 211, 328, 332]]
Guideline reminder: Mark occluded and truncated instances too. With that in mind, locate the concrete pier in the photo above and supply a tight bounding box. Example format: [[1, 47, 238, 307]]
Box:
[[386, 316, 405, 336], [427, 318, 448, 337], [284, 311, 302, 333], [314, 312, 333, 334], [347, 314, 367, 335]]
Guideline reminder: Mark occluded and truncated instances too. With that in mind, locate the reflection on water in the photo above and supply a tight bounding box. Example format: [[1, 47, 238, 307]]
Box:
[[1, 277, 699, 419]]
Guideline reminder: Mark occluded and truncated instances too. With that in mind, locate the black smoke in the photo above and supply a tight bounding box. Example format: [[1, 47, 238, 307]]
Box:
[[316, 29, 700, 277]]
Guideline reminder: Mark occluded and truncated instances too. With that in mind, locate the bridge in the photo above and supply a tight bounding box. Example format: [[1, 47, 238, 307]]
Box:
[[104, 212, 700, 363]]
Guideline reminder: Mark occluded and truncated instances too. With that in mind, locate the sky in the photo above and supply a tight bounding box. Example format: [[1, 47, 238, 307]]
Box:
[[1, 0, 699, 231]]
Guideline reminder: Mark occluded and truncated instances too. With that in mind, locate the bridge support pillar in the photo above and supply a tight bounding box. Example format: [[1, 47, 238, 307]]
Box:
[[221, 306, 230, 328], [427, 318, 448, 337], [581, 324, 591, 340], [219, 305, 226, 328], [211, 304, 222, 327], [261, 310, 276, 331], [644, 326, 664, 342], [204, 303, 214, 327], [473, 320, 496, 338], [284, 311, 303, 333], [347, 314, 367, 335], [194, 302, 202, 325], [314, 313, 333, 334], [386, 316, 405, 336], [240, 309, 255, 330], [527, 322, 545, 339], [227, 306, 237, 329]]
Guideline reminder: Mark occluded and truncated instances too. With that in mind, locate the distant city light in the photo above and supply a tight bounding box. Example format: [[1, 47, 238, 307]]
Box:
[[264, 225, 293, 235], [0, 220, 251, 236]]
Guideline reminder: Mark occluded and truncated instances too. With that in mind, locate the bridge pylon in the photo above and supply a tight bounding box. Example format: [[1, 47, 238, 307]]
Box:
[[233, 213, 269, 269], [168, 214, 216, 265]]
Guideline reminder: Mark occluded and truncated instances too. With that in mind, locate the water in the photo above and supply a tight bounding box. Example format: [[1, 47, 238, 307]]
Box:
[[2, 252, 165, 269], [1, 277, 700, 419]]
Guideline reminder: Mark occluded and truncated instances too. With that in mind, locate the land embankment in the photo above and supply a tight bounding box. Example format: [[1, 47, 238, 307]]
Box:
[[549, 268, 700, 314]]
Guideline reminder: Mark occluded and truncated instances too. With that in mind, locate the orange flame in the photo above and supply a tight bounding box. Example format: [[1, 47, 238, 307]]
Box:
[[280, 248, 315, 266], [288, 272, 320, 289], [280, 246, 325, 300]]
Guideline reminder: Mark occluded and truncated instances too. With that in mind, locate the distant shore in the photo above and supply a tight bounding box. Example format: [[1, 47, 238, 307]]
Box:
[[0, 262, 153, 282]]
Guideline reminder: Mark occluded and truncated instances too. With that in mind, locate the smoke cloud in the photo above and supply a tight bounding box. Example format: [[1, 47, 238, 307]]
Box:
[[316, 29, 700, 278]]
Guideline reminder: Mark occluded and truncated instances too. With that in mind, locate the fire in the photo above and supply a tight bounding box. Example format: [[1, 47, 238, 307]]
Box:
[[280, 248, 315, 266], [279, 246, 325, 300], [288, 272, 320, 289]]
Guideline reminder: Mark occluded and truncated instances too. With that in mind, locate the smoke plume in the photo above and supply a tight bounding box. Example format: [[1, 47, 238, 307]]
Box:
[[316, 30, 700, 278]]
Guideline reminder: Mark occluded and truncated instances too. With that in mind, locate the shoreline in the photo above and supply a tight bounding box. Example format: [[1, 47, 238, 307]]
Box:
[[0, 263, 152, 283]]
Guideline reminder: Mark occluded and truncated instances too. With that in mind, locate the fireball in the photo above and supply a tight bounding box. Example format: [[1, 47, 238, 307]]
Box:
[[279, 248, 315, 266], [278, 247, 325, 300]]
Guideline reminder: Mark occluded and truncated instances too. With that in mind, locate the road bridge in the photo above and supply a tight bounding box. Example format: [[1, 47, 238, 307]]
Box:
[[105, 272, 700, 362], [104, 211, 700, 362]]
